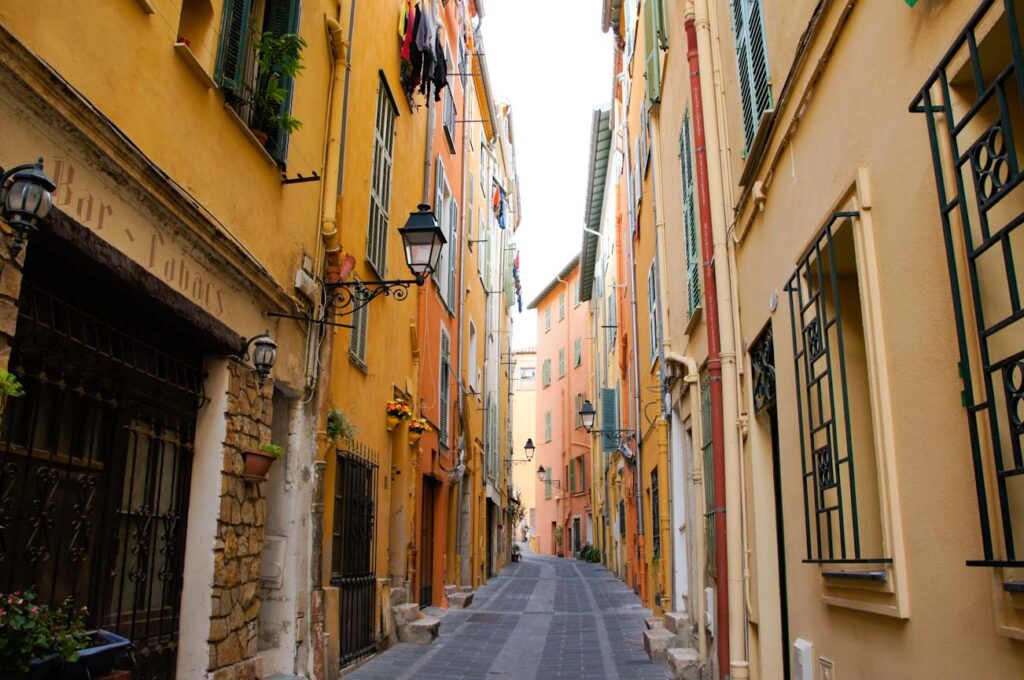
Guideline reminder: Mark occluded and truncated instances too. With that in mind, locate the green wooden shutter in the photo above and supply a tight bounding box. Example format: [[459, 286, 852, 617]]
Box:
[[440, 332, 450, 443], [545, 410, 552, 441], [680, 109, 701, 316], [569, 461, 577, 493], [448, 199, 458, 308], [578, 458, 586, 491], [263, 0, 301, 163], [215, 0, 252, 95], [601, 387, 618, 452], [574, 338, 582, 367], [731, 0, 772, 152], [643, 0, 662, 104], [558, 349, 565, 377], [542, 360, 551, 386]]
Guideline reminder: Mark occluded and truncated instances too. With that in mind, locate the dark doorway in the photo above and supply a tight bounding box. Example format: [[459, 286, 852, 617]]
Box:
[[330, 448, 378, 666], [0, 231, 204, 679], [419, 476, 439, 607], [573, 517, 582, 555], [486, 501, 495, 576]]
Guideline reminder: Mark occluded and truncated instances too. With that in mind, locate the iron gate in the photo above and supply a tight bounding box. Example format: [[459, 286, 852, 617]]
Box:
[[1, 242, 203, 679], [330, 445, 378, 666]]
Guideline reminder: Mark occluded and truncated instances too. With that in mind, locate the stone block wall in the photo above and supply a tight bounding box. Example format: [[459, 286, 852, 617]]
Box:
[[208, 360, 273, 680]]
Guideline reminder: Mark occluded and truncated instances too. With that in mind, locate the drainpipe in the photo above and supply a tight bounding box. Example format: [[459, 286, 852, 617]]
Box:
[[665, 352, 705, 658], [624, 150, 645, 596], [455, 26, 471, 591], [686, 4, 746, 679]]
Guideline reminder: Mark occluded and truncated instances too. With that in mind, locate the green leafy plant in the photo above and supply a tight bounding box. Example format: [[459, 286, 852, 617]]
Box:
[[326, 407, 358, 445], [0, 590, 90, 672], [240, 31, 307, 138], [511, 543, 522, 554], [258, 443, 285, 459], [0, 370, 25, 400]]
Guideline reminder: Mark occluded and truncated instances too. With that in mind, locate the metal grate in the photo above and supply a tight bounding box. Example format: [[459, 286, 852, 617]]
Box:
[[910, 0, 1024, 568]]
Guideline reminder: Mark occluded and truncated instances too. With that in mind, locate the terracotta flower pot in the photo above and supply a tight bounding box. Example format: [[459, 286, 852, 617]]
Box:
[[386, 414, 401, 432], [249, 128, 269, 146], [243, 449, 277, 481], [408, 430, 422, 444], [338, 253, 357, 280]]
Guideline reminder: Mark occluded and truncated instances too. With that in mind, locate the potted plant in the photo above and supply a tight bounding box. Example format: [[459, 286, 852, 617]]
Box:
[[0, 370, 25, 425], [385, 399, 412, 432], [407, 417, 430, 444], [0, 590, 90, 680], [243, 442, 284, 482], [511, 543, 522, 563], [327, 407, 358, 446], [239, 31, 306, 146]]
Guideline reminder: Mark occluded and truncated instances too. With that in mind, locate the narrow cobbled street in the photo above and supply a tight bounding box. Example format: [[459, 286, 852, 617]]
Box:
[[348, 548, 671, 680]]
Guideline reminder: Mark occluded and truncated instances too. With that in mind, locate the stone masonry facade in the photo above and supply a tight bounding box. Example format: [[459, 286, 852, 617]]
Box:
[[208, 360, 273, 680]]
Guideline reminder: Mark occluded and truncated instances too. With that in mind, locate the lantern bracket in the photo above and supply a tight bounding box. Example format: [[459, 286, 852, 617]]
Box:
[[324, 276, 425, 318]]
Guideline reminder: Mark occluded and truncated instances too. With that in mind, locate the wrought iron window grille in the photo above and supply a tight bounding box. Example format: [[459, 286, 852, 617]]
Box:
[[751, 325, 777, 414], [910, 0, 1024, 568], [786, 211, 891, 566]]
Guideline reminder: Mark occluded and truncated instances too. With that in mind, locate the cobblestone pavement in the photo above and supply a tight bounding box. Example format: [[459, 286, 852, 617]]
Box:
[[346, 548, 672, 680]]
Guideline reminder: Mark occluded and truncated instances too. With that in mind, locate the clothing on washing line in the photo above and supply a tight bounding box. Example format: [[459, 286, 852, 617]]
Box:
[[401, 0, 415, 61]]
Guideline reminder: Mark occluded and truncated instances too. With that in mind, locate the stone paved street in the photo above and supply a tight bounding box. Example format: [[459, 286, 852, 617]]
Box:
[[347, 548, 672, 680]]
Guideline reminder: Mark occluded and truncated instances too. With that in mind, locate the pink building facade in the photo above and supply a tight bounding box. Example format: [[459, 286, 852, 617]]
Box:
[[529, 257, 593, 557]]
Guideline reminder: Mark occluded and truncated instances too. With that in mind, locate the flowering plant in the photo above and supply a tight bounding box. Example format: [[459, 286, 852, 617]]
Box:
[[0, 590, 90, 672], [386, 400, 413, 420], [408, 417, 431, 434]]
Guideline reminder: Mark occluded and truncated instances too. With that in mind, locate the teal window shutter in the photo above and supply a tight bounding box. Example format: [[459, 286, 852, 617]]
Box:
[[558, 349, 565, 377], [569, 461, 577, 493], [542, 360, 551, 387], [643, 0, 663, 104], [601, 387, 618, 452], [680, 109, 701, 316], [578, 457, 586, 491], [545, 410, 552, 441], [731, 0, 772, 152], [449, 199, 459, 308], [214, 0, 252, 95], [574, 338, 582, 367]]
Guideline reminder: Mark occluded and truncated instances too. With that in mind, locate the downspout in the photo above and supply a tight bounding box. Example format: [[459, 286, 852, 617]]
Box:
[[311, 9, 352, 680], [665, 352, 705, 659], [686, 3, 746, 679], [455, 27, 471, 590], [625, 159, 645, 592], [557, 273, 571, 548]]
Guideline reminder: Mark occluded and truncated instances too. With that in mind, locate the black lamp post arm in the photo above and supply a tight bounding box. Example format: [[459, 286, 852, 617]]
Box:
[[326, 277, 424, 318]]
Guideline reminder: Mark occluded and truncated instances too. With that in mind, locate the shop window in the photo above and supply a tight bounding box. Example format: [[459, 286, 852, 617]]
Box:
[[215, 0, 302, 163]]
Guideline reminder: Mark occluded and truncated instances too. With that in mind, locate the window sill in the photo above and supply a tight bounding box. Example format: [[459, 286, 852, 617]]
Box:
[[685, 305, 703, 335], [174, 42, 216, 89], [348, 352, 368, 374], [817, 562, 906, 618], [134, 0, 155, 13], [223, 103, 279, 168], [822, 570, 887, 582]]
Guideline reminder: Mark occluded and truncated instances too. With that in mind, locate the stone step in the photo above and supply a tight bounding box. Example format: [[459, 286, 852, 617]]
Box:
[[643, 627, 675, 661], [390, 586, 408, 607], [459, 585, 473, 593], [398, 616, 440, 644], [392, 602, 421, 627], [667, 647, 702, 680], [644, 616, 664, 630], [663, 611, 691, 646], [444, 584, 458, 597], [448, 591, 474, 609]]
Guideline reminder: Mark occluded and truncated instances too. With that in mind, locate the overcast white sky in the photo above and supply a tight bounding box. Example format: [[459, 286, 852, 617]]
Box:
[[482, 0, 612, 350]]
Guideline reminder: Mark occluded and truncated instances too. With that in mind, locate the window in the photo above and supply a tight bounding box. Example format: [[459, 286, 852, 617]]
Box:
[[573, 280, 581, 307], [477, 210, 487, 280], [439, 329, 451, 445], [215, 0, 301, 162], [366, 75, 397, 276], [651, 467, 661, 559], [601, 387, 618, 453], [468, 321, 477, 393], [607, 291, 618, 346], [542, 359, 551, 387], [544, 306, 552, 332], [575, 393, 584, 428], [680, 108, 701, 316], [619, 500, 626, 536], [558, 349, 565, 377], [467, 174, 475, 247], [574, 338, 582, 367], [447, 198, 459, 308], [433, 159, 456, 310], [545, 476, 552, 500], [643, 0, 667, 105], [348, 277, 368, 368], [559, 293, 565, 320], [569, 459, 577, 493], [442, 43, 457, 152], [648, 261, 659, 363], [577, 457, 586, 492], [544, 410, 552, 442], [519, 367, 536, 382], [785, 213, 885, 565], [730, 0, 772, 153], [458, 35, 468, 88]]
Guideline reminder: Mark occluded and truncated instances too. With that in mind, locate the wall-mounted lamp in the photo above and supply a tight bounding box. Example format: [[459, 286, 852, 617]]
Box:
[[0, 158, 56, 256], [579, 398, 636, 448], [241, 331, 277, 387], [536, 464, 561, 488]]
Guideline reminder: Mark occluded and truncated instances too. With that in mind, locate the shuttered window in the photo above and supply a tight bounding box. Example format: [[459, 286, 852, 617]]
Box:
[[542, 359, 551, 387], [545, 477, 553, 500], [442, 43, 457, 151], [367, 76, 397, 277], [569, 460, 577, 493], [544, 410, 552, 442], [214, 0, 252, 96], [467, 174, 475, 245], [545, 307, 551, 332], [648, 262, 659, 363], [559, 293, 565, 320], [434, 159, 454, 309], [643, 0, 666, 105], [447, 198, 459, 309], [680, 109, 701, 316], [607, 291, 617, 345], [439, 330, 450, 445], [558, 349, 565, 377], [651, 468, 661, 559], [578, 457, 586, 491], [348, 277, 368, 368], [730, 0, 772, 153], [601, 387, 618, 453], [574, 338, 582, 367]]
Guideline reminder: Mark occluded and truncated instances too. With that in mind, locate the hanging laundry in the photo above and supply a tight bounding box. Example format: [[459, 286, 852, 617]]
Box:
[[431, 33, 449, 102], [404, 5, 424, 94], [416, 9, 437, 98], [400, 0, 415, 61], [496, 186, 508, 229]]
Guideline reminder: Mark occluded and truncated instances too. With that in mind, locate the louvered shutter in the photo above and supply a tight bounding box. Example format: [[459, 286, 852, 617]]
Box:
[[680, 109, 701, 316], [448, 199, 458, 307], [215, 0, 252, 95], [263, 0, 301, 163], [601, 387, 618, 452], [544, 410, 552, 441], [503, 246, 514, 307], [348, 278, 368, 365], [643, 0, 662, 104], [569, 461, 577, 493], [439, 332, 450, 443], [648, 264, 658, 362], [731, 0, 772, 152]]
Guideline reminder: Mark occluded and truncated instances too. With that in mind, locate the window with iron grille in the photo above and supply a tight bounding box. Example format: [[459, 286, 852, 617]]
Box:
[[349, 277, 369, 369], [729, 0, 772, 154], [215, 0, 301, 164], [785, 212, 887, 566], [910, 0, 1024, 568], [680, 108, 701, 317], [364, 75, 397, 277], [651, 467, 661, 560], [439, 330, 450, 445]]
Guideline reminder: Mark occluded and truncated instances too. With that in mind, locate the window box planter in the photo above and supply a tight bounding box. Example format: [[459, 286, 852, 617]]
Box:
[[59, 630, 132, 680]]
